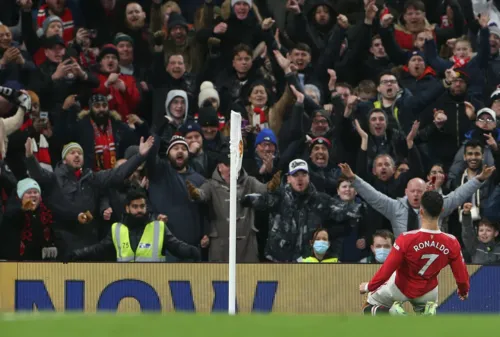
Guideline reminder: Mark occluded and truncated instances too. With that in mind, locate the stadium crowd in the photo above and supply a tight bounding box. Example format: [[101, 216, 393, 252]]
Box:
[[0, 0, 500, 264]]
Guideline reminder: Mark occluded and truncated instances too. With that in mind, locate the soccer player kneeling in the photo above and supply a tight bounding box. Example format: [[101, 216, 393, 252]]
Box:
[[359, 191, 470, 316]]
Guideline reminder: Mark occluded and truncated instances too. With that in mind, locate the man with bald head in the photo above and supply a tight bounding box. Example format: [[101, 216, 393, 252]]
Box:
[[339, 163, 496, 238]]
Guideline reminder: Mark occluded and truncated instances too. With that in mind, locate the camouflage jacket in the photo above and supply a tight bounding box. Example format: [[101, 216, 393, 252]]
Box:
[[249, 183, 362, 262]]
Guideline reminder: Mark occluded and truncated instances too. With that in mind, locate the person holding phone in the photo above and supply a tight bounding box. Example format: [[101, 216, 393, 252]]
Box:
[[7, 90, 55, 177]]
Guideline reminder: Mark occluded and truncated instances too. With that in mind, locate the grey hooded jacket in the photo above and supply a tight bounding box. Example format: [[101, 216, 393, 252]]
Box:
[[352, 175, 483, 237]]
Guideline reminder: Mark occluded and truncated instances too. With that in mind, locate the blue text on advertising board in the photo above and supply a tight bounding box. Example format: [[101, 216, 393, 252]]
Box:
[[15, 279, 278, 312]]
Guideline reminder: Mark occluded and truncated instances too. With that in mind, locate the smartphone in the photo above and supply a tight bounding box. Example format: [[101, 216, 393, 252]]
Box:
[[40, 111, 48, 120], [88, 29, 97, 39]]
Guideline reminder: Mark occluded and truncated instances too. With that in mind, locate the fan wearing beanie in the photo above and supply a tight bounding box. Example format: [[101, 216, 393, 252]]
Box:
[[93, 44, 141, 121], [144, 134, 207, 257], [2, 178, 57, 261], [194, 82, 225, 130], [24, 134, 154, 254], [231, 0, 253, 20]]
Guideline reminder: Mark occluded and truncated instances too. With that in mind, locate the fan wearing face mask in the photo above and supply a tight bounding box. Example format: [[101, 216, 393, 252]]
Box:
[[360, 230, 394, 264], [301, 228, 338, 263]]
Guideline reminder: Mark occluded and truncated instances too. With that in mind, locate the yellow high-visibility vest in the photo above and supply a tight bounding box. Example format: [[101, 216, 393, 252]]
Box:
[[302, 256, 339, 263], [111, 221, 166, 262], [373, 101, 399, 123]]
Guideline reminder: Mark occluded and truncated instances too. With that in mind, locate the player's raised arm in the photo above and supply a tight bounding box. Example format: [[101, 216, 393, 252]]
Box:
[[448, 237, 470, 300]]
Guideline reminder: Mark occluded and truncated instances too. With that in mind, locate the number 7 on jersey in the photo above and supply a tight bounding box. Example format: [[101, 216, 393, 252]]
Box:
[[418, 254, 439, 276]]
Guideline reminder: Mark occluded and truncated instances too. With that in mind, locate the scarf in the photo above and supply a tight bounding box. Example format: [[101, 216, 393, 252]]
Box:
[[406, 199, 420, 231], [91, 119, 117, 171], [251, 106, 269, 133], [20, 119, 52, 172], [452, 56, 471, 69], [20, 201, 53, 257]]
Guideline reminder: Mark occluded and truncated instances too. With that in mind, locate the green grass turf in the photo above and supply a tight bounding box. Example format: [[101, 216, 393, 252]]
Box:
[[0, 313, 495, 337]]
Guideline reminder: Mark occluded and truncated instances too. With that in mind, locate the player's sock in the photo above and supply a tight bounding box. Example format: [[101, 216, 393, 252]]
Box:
[[362, 304, 391, 315]]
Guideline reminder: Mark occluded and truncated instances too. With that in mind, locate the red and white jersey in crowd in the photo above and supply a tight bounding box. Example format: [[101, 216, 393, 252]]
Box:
[[367, 229, 470, 299]]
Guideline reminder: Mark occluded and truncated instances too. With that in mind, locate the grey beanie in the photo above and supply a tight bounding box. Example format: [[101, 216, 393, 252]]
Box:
[[37, 16, 64, 38]]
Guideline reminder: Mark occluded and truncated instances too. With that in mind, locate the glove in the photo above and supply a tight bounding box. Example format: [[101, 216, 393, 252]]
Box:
[[21, 199, 36, 211], [42, 247, 58, 260], [240, 193, 260, 207], [153, 31, 164, 46], [78, 211, 94, 224], [266, 170, 281, 191], [186, 180, 201, 200], [0, 86, 31, 111], [16, 92, 31, 112]]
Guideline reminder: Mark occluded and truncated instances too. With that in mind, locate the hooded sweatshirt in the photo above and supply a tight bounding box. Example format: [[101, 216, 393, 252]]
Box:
[[165, 89, 189, 125]]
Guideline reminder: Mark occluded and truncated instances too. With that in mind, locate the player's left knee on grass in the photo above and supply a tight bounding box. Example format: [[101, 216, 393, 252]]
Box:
[[363, 304, 391, 315]]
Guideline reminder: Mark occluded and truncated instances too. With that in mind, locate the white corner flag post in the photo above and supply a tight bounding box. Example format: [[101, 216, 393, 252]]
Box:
[[228, 111, 243, 315]]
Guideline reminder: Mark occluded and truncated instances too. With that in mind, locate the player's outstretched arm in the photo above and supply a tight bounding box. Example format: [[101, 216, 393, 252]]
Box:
[[449, 239, 470, 299]]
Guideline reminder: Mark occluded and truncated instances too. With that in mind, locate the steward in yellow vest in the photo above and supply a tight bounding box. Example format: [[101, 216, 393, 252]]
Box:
[[66, 189, 201, 262], [300, 228, 339, 263]]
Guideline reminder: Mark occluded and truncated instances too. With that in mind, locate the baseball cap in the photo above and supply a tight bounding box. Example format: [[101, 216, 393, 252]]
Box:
[[288, 159, 309, 175], [477, 108, 497, 123]]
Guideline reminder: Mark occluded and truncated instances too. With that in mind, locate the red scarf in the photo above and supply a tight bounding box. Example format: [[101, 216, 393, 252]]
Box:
[[21, 119, 52, 171], [452, 56, 470, 69], [20, 201, 53, 257], [253, 107, 267, 124], [91, 119, 117, 171]]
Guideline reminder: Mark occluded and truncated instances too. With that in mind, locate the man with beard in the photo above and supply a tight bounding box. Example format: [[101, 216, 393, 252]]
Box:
[[56, 94, 149, 172], [25, 133, 155, 257], [66, 189, 201, 262], [447, 140, 500, 226], [115, 2, 151, 69], [240, 159, 361, 262], [93, 44, 141, 121], [448, 108, 500, 180], [146, 134, 208, 261]]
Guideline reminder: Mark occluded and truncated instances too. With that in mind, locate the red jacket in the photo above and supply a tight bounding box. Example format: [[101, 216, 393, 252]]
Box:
[[37, 5, 74, 43], [93, 73, 141, 121]]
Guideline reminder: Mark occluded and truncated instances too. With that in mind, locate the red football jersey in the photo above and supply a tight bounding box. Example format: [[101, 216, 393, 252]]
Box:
[[368, 229, 469, 299]]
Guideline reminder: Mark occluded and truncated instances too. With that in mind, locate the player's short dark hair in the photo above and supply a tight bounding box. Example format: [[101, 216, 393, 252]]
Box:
[[373, 230, 395, 244], [126, 188, 147, 205], [421, 191, 444, 218], [464, 139, 484, 153]]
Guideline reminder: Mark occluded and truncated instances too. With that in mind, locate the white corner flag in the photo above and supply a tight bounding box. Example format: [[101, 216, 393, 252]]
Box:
[[228, 111, 243, 315]]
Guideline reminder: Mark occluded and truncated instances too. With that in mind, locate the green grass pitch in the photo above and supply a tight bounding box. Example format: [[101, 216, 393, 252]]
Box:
[[0, 313, 495, 337]]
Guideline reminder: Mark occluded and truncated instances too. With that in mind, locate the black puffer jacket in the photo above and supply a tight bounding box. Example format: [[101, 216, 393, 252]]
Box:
[[69, 215, 201, 262], [248, 183, 362, 262], [25, 153, 147, 254]]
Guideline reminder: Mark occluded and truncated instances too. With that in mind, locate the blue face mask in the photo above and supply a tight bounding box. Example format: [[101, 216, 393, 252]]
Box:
[[375, 248, 391, 262], [313, 241, 330, 255]]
